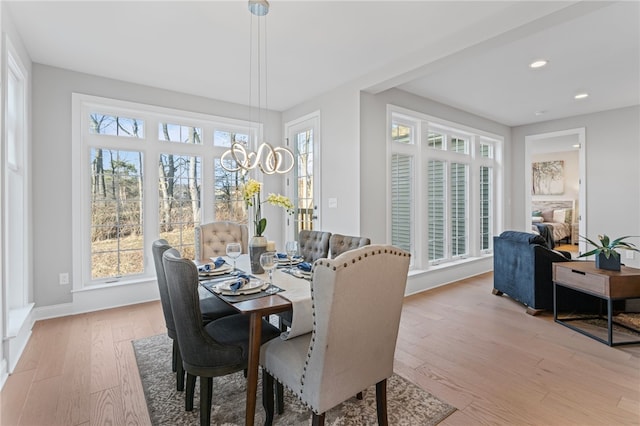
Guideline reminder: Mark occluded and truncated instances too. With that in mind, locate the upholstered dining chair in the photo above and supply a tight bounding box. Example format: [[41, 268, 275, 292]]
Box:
[[329, 233, 371, 258], [260, 244, 411, 426], [162, 248, 281, 425], [298, 229, 331, 263], [152, 240, 236, 393], [195, 221, 248, 260]]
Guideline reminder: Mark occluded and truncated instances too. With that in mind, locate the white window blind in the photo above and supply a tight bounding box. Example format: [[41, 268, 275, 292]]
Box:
[[391, 153, 413, 253]]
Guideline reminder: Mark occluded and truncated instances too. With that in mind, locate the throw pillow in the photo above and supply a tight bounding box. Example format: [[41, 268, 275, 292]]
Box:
[[532, 216, 544, 223], [553, 209, 566, 223]]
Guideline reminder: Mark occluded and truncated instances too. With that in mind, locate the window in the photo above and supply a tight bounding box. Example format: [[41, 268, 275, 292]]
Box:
[[74, 95, 257, 287], [389, 107, 502, 269]]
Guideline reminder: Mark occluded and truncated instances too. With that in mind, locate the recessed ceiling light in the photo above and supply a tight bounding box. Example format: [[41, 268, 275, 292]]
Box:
[[535, 110, 546, 116], [572, 144, 581, 148], [574, 93, 589, 100], [530, 60, 548, 69]]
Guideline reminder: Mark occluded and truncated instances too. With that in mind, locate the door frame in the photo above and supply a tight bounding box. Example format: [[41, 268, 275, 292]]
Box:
[[525, 127, 586, 254], [284, 111, 321, 241]]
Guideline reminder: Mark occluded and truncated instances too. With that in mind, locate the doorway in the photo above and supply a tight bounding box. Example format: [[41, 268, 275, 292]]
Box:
[[284, 112, 321, 241], [525, 128, 586, 256]]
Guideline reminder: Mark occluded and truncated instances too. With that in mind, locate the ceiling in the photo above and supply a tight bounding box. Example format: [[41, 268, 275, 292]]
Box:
[[5, 1, 639, 127]]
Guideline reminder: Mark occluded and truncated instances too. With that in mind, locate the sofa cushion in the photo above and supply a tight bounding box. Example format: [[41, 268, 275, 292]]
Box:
[[499, 231, 546, 246]]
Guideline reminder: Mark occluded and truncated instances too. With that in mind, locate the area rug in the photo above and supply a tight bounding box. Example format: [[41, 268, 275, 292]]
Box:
[[132, 334, 456, 425]]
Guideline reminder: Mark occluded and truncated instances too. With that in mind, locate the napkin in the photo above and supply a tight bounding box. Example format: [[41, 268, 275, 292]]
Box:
[[198, 257, 226, 272], [297, 262, 312, 272], [228, 274, 251, 292], [276, 253, 288, 259]]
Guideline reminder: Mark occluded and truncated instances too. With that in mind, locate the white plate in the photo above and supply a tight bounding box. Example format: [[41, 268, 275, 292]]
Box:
[[277, 257, 303, 265], [210, 278, 269, 295], [198, 263, 233, 276], [292, 269, 312, 279]]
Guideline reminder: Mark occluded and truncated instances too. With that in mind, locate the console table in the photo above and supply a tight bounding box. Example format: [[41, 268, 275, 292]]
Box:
[[552, 261, 640, 346]]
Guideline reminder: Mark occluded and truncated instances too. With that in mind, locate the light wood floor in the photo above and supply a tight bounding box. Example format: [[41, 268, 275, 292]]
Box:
[[1, 272, 638, 425]]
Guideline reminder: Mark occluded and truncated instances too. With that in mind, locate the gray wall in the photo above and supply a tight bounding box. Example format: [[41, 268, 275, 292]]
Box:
[[31, 64, 283, 307], [512, 105, 640, 267]]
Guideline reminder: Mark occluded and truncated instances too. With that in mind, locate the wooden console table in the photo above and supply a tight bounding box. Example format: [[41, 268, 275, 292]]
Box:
[[552, 261, 640, 346]]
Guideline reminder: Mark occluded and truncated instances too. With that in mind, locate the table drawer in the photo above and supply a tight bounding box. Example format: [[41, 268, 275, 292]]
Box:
[[554, 265, 608, 295]]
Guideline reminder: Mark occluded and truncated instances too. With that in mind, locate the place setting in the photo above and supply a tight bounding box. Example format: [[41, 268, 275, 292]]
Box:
[[197, 256, 234, 280], [201, 252, 284, 302]]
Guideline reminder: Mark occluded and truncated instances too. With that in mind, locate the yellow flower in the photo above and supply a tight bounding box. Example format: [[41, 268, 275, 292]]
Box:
[[242, 179, 294, 236], [265, 193, 294, 213], [242, 179, 261, 206]]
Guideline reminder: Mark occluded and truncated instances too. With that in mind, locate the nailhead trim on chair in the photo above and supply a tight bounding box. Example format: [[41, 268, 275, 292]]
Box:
[[300, 246, 410, 395]]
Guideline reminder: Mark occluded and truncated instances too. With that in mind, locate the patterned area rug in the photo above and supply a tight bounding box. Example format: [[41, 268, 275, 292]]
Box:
[[132, 334, 456, 425]]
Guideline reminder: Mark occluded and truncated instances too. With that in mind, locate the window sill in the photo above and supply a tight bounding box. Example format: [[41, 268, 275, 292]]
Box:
[[408, 253, 493, 277]]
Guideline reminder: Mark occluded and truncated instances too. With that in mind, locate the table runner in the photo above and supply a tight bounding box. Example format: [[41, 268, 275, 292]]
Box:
[[272, 269, 313, 339]]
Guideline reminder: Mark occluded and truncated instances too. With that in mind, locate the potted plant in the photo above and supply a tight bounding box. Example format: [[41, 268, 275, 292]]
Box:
[[578, 234, 640, 271]]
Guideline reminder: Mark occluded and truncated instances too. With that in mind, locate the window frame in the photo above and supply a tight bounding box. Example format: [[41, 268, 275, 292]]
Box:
[[388, 105, 503, 271], [72, 94, 259, 290]]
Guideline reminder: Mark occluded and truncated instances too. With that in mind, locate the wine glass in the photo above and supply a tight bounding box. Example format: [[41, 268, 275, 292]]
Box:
[[226, 242, 242, 271], [260, 252, 278, 294], [285, 240, 299, 270]]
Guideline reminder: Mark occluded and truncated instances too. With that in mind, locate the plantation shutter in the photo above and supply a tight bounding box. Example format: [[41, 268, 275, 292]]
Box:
[[427, 159, 446, 261], [480, 165, 492, 251], [391, 153, 412, 253], [450, 162, 467, 257]]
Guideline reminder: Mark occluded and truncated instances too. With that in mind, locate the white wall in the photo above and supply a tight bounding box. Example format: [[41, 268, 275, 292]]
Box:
[[282, 83, 361, 235], [513, 106, 640, 267], [31, 64, 283, 312]]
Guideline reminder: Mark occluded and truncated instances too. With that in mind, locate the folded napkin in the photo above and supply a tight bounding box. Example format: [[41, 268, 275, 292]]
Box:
[[297, 262, 312, 272], [228, 274, 251, 292], [198, 257, 226, 272], [276, 253, 288, 259]]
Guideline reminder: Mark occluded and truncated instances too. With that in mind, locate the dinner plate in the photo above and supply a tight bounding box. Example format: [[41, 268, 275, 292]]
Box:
[[292, 269, 312, 279], [210, 278, 269, 295], [198, 264, 233, 277], [277, 257, 303, 265]]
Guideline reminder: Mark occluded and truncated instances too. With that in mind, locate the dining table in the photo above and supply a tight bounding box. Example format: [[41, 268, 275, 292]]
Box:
[[196, 254, 313, 426]]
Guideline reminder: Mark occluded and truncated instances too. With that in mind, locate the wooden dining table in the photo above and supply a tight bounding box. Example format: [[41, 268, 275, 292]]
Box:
[[197, 254, 312, 426]]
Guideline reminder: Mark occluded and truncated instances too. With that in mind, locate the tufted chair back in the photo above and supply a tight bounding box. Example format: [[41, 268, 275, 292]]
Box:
[[195, 221, 248, 260], [329, 234, 371, 258], [298, 230, 331, 263], [260, 245, 411, 422]]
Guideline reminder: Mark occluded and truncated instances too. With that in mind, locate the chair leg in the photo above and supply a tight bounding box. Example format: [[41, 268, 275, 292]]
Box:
[[311, 412, 325, 426], [200, 376, 213, 426], [185, 373, 196, 411], [356, 391, 363, 400], [262, 370, 274, 426], [176, 349, 185, 391], [276, 382, 284, 415], [375, 379, 388, 426], [172, 339, 178, 372]]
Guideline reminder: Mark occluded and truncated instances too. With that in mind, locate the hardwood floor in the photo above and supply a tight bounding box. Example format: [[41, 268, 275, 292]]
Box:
[[1, 272, 638, 425]]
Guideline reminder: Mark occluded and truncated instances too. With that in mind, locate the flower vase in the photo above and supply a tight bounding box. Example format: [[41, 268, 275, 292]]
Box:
[[249, 235, 268, 274], [596, 252, 621, 271]]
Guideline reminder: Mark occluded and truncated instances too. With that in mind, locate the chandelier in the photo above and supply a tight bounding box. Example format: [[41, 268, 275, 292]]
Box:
[[221, 0, 294, 175]]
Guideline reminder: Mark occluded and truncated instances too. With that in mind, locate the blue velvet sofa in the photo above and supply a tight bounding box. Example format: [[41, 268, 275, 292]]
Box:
[[492, 230, 592, 315]]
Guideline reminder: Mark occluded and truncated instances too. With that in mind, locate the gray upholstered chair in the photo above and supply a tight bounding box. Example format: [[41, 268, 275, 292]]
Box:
[[329, 233, 371, 258], [195, 221, 248, 260], [260, 245, 411, 426], [152, 240, 236, 394], [162, 248, 281, 425], [298, 230, 331, 263]]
